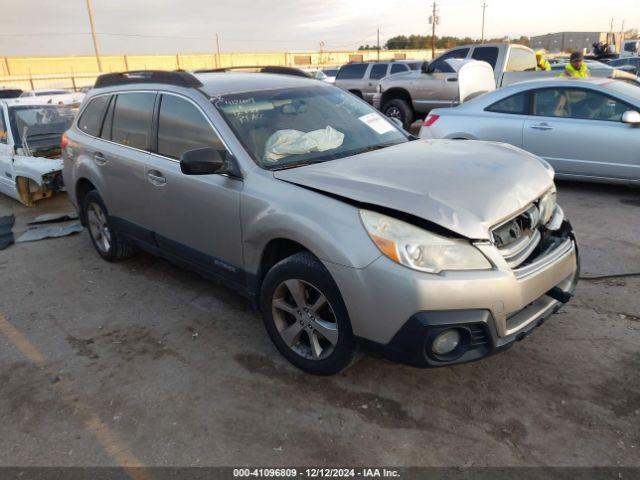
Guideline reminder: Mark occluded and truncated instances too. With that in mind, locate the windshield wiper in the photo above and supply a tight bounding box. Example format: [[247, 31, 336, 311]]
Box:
[[350, 142, 399, 156], [269, 159, 327, 171]]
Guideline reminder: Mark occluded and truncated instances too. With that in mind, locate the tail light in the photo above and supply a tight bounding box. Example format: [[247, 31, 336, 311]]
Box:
[[60, 133, 69, 150], [423, 114, 440, 127]]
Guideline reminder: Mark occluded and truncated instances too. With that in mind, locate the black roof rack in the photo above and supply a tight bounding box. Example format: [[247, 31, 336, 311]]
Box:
[[194, 66, 311, 78], [94, 70, 203, 89]]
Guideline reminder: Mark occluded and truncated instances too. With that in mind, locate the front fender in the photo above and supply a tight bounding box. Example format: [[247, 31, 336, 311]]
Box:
[[240, 176, 381, 275]]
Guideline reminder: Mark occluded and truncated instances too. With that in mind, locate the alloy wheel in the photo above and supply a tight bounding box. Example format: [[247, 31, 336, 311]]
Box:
[[87, 202, 112, 254], [271, 279, 339, 360]]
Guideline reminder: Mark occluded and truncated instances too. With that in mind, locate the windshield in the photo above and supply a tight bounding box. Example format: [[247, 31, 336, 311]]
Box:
[[213, 85, 408, 170], [9, 105, 76, 147]]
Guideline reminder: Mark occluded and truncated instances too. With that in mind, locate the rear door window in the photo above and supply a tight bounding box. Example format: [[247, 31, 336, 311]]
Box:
[[369, 64, 388, 80], [472, 47, 500, 69], [110, 92, 156, 150], [336, 64, 368, 80], [78, 95, 110, 137], [157, 94, 224, 159]]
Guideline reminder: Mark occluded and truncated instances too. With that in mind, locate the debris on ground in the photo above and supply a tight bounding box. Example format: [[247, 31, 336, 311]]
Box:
[[16, 223, 83, 243], [28, 212, 79, 225], [0, 215, 15, 250]]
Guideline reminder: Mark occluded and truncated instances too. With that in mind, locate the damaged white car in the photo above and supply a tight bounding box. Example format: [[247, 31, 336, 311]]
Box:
[[0, 99, 75, 206]]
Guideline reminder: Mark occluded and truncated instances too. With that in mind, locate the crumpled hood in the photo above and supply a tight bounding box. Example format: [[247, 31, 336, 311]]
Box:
[[13, 155, 63, 181], [274, 140, 554, 240]]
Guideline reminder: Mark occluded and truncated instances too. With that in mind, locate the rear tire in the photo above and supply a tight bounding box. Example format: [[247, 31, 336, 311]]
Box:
[[260, 252, 356, 375], [83, 190, 137, 262], [382, 98, 414, 130]]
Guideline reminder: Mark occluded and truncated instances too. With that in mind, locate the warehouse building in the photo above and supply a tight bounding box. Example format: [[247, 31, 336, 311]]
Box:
[[530, 32, 624, 53]]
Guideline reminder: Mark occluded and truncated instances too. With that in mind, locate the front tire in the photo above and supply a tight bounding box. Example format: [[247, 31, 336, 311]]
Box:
[[260, 252, 356, 375], [83, 191, 136, 262], [382, 99, 414, 130]]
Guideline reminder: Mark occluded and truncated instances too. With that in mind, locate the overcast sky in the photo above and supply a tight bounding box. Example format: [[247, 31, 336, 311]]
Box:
[[1, 0, 639, 56]]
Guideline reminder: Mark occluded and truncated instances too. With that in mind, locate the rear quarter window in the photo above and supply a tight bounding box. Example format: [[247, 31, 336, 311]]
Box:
[[336, 64, 368, 80], [77, 95, 110, 137], [486, 91, 529, 114]]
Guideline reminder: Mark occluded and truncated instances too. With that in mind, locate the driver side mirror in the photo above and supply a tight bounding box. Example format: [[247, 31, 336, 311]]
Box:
[[622, 110, 640, 126], [180, 147, 241, 177], [421, 61, 431, 74]]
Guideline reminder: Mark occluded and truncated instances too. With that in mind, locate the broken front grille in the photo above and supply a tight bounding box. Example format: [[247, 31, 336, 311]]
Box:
[[491, 204, 542, 269]]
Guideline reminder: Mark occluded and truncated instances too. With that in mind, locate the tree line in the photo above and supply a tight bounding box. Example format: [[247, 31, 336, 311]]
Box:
[[359, 35, 530, 50]]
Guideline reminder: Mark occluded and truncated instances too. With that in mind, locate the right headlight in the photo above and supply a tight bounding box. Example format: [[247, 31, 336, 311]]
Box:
[[538, 188, 557, 226], [360, 210, 492, 274]]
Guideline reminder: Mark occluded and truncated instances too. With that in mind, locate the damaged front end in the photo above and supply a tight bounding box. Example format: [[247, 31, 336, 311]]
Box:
[[6, 103, 74, 206], [13, 150, 65, 207]]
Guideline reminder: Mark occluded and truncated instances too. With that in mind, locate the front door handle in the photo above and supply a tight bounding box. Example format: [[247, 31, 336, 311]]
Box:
[[147, 170, 166, 186], [93, 151, 107, 165], [531, 122, 554, 131]]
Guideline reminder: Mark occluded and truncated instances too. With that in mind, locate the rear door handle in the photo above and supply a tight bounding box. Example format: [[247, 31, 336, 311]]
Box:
[[93, 152, 107, 165], [147, 170, 166, 186], [447, 77, 458, 82], [531, 122, 554, 131]]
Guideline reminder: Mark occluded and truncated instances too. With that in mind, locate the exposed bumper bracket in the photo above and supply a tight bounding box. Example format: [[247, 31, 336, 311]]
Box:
[[546, 286, 574, 304]]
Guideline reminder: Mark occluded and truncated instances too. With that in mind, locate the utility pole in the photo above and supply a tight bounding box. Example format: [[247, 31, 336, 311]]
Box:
[[481, 3, 487, 43], [429, 2, 438, 59], [377, 28, 380, 61], [215, 33, 221, 68], [610, 17, 614, 33], [85, 0, 102, 72]]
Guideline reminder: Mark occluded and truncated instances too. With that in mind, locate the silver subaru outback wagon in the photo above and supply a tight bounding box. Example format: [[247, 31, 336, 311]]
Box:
[[62, 70, 579, 375]]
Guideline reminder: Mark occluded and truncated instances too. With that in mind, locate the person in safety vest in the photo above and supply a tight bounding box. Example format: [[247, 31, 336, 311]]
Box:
[[535, 50, 551, 71], [564, 51, 590, 78]]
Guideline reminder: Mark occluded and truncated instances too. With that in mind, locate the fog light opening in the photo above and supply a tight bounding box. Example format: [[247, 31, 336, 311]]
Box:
[[427, 328, 471, 362], [432, 329, 461, 355]]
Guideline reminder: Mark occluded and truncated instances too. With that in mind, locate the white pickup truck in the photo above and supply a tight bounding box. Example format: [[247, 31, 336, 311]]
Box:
[[373, 42, 635, 128]]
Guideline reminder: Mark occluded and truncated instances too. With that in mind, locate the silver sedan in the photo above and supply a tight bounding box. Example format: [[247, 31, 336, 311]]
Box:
[[419, 78, 640, 185]]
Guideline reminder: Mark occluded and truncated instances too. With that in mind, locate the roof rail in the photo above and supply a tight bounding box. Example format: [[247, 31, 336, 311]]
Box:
[[194, 66, 311, 78], [94, 70, 203, 89]]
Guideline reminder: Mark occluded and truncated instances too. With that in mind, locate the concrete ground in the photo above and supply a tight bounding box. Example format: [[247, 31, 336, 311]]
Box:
[[0, 181, 638, 468]]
